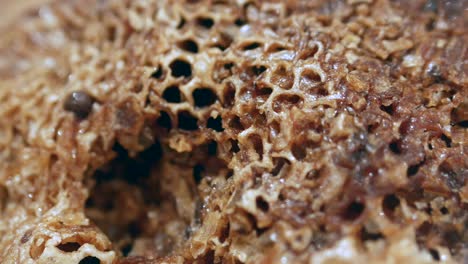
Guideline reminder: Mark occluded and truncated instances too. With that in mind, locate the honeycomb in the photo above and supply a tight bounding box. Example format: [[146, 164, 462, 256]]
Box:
[[0, 0, 467, 263]]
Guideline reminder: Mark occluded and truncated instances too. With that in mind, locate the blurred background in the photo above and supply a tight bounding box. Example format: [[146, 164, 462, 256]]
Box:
[[0, 0, 51, 28]]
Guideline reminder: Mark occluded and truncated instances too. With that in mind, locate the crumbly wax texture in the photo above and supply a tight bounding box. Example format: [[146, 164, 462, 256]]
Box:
[[0, 0, 466, 263]]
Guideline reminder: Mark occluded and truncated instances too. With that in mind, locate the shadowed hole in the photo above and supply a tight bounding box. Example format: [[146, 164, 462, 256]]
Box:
[[426, 205, 433, 215], [203, 250, 215, 263], [196, 17, 214, 29], [177, 39, 198, 53], [223, 82, 236, 107], [429, 248, 440, 261], [170, 59, 192, 78], [193, 164, 204, 184], [267, 43, 287, 53], [128, 221, 141, 238], [105, 142, 162, 185], [207, 116, 224, 132], [440, 207, 448, 215], [256, 87, 272, 103], [193, 88, 218, 107], [57, 242, 81, 252], [230, 140, 240, 153], [178, 111, 198, 131], [442, 228, 461, 255], [177, 17, 186, 29], [457, 120, 468, 128], [251, 65, 267, 76], [382, 194, 400, 219], [380, 104, 394, 115], [226, 170, 234, 179], [389, 140, 401, 154], [360, 227, 384, 241], [292, 143, 307, 160], [343, 201, 365, 221], [207, 140, 217, 156], [79, 256, 100, 264], [407, 164, 420, 177], [234, 18, 246, 26], [271, 157, 290, 176], [162, 85, 182, 103], [249, 134, 263, 160], [440, 134, 452, 148], [150, 66, 164, 80], [315, 86, 328, 96], [84, 140, 167, 260], [157, 111, 172, 130], [122, 243, 132, 256], [256, 196, 269, 212], [228, 116, 244, 131], [367, 123, 379, 133], [241, 42, 262, 51]]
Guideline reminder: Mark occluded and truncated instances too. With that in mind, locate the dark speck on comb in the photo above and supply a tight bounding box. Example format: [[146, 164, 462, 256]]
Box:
[[64, 91, 94, 119]]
